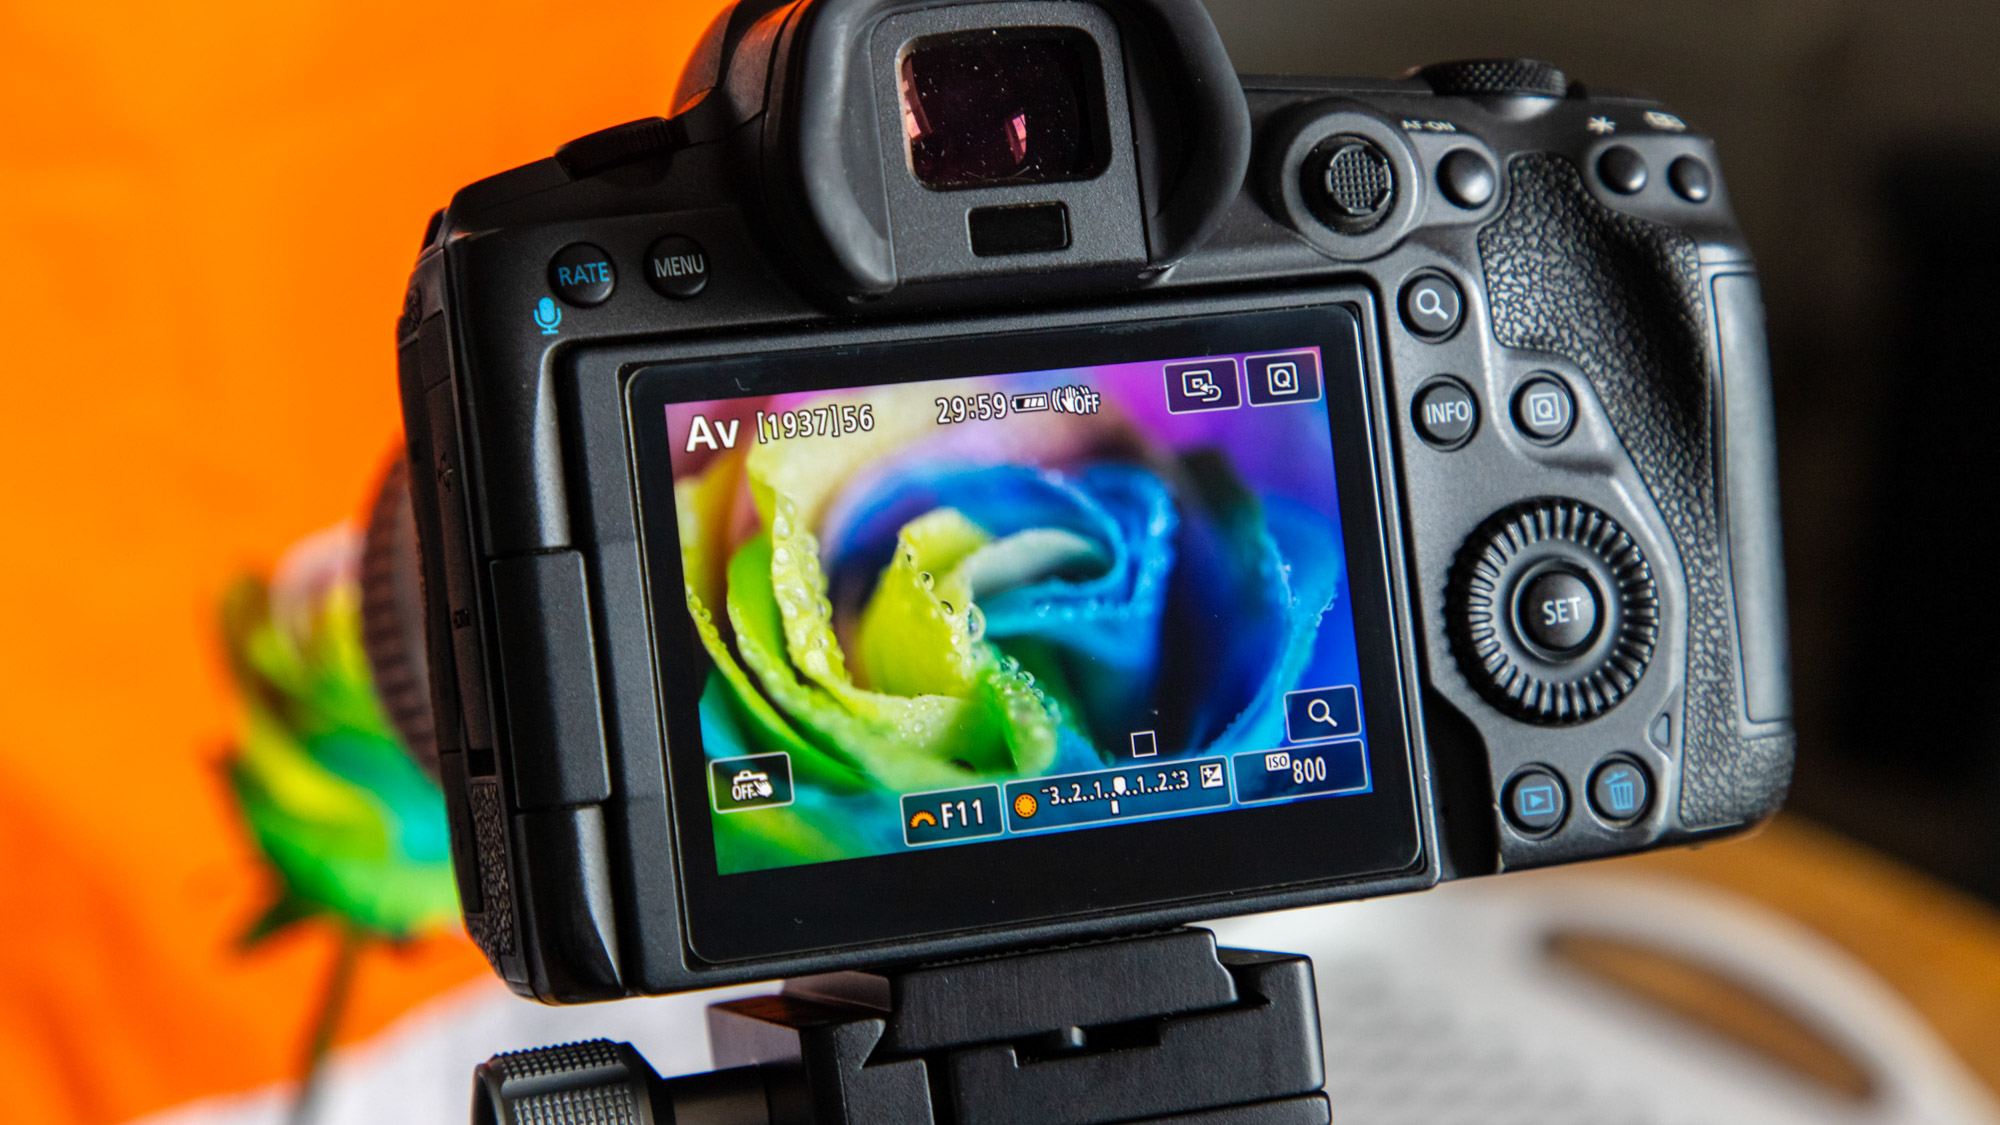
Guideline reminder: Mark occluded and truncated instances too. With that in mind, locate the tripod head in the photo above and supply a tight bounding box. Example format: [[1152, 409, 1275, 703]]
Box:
[[472, 930, 1329, 1125]]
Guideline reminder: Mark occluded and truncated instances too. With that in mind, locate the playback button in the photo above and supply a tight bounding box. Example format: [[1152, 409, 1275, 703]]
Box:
[[1504, 767, 1568, 835]]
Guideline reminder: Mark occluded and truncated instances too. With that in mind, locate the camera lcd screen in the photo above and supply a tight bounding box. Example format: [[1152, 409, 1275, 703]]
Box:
[[630, 307, 1421, 961]]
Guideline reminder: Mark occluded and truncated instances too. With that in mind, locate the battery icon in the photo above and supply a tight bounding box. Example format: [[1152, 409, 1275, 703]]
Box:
[[1011, 393, 1051, 412]]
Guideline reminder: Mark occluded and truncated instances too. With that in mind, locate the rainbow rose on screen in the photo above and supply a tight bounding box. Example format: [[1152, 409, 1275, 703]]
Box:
[[674, 381, 1346, 869]]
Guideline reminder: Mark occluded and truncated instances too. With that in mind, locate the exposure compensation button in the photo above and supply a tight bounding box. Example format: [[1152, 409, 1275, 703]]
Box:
[[645, 234, 710, 299]]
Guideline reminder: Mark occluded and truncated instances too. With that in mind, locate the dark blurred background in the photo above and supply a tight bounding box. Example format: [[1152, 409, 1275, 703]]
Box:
[[1204, 0, 2000, 901]]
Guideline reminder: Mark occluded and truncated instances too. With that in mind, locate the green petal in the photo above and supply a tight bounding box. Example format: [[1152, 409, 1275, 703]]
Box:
[[856, 507, 990, 697]]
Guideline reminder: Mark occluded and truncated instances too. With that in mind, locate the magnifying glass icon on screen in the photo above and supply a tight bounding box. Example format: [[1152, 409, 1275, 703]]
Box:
[[1307, 697, 1337, 727]]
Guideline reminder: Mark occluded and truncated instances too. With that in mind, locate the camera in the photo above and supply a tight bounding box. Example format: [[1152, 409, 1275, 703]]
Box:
[[375, 0, 1794, 1004]]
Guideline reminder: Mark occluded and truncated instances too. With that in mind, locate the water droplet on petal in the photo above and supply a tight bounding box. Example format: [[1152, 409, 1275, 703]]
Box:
[[965, 605, 986, 641], [938, 600, 954, 616], [918, 571, 935, 590]]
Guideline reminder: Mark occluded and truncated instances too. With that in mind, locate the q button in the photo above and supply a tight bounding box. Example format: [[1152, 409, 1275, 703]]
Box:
[[1400, 273, 1464, 340]]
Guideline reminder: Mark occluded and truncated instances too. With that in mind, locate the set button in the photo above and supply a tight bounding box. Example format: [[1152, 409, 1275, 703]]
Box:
[[1515, 567, 1602, 654]]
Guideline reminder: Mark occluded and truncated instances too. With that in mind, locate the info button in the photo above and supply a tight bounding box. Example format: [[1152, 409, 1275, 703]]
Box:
[[1413, 376, 1478, 449]]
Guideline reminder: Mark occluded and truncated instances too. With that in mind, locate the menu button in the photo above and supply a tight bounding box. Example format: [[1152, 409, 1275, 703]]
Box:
[[645, 234, 709, 299]]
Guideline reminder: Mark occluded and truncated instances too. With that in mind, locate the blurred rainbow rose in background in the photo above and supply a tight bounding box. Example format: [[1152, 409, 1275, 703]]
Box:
[[666, 352, 1366, 872]]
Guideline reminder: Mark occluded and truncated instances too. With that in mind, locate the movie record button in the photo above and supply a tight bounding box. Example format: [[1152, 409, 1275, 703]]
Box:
[[1504, 767, 1568, 835], [644, 234, 709, 299], [1412, 376, 1478, 449], [548, 242, 616, 306]]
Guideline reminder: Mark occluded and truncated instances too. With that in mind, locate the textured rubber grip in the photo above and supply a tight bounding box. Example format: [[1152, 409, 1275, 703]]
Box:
[[468, 779, 517, 963], [1477, 155, 1793, 828]]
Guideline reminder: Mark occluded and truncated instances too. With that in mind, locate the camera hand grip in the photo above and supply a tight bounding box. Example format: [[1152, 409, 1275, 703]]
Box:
[[1477, 155, 1794, 829]]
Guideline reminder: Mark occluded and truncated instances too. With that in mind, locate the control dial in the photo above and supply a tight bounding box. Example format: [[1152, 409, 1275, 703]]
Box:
[[1448, 499, 1658, 724], [1417, 59, 1569, 99]]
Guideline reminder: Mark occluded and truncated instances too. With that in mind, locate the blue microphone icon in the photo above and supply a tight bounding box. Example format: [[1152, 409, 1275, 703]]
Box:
[[533, 297, 562, 335]]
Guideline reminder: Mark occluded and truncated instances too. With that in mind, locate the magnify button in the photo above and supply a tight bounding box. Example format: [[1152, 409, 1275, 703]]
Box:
[[1284, 685, 1361, 743], [1400, 273, 1465, 339]]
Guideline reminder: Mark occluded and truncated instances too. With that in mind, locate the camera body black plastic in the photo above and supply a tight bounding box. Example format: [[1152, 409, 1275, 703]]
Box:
[[387, 0, 1794, 1002]]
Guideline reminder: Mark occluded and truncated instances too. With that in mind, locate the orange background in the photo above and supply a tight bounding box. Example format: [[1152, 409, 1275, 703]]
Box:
[[0, 1, 731, 1121]]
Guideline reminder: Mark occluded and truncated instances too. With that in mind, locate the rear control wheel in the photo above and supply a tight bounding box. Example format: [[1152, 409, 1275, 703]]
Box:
[[1448, 499, 1658, 723]]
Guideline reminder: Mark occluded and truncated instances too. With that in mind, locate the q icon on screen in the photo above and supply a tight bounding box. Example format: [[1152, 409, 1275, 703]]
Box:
[[534, 297, 563, 335]]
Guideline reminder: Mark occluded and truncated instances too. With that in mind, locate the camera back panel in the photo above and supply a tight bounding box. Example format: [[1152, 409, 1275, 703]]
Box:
[[390, 0, 1794, 1000]]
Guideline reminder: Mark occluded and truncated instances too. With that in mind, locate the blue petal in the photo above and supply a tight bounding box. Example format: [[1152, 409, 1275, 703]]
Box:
[[824, 465, 1177, 744]]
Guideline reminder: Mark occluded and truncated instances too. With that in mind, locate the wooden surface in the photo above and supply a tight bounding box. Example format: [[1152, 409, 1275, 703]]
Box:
[[1587, 815, 2000, 1091]]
